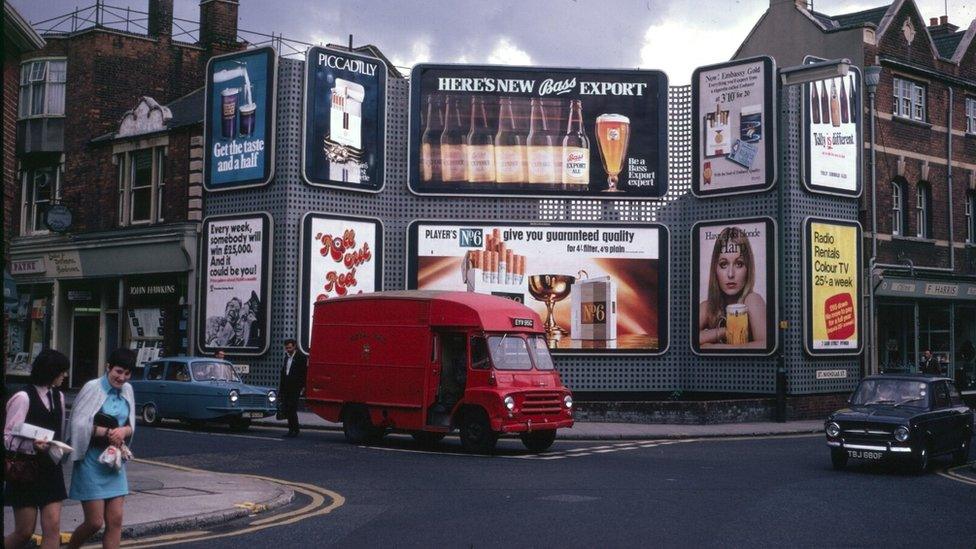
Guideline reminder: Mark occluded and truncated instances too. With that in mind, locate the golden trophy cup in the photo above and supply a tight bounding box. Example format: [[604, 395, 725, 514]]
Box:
[[528, 274, 576, 346]]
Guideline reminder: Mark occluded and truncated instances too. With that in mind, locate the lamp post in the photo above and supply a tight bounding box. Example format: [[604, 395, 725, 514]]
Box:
[[864, 64, 882, 375]]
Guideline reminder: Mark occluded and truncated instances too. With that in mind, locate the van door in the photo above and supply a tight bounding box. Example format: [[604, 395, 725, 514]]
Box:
[[434, 332, 467, 411]]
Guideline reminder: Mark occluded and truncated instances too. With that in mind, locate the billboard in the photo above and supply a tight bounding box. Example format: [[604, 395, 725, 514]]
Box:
[[691, 217, 777, 355], [409, 64, 669, 198], [303, 47, 388, 192], [198, 213, 273, 356], [803, 64, 862, 197], [204, 47, 277, 191], [407, 221, 669, 354], [691, 56, 776, 197], [299, 213, 383, 353], [804, 218, 862, 355]]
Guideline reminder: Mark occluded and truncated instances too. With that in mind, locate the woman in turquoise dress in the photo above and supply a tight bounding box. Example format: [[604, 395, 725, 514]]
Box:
[[67, 349, 137, 549]]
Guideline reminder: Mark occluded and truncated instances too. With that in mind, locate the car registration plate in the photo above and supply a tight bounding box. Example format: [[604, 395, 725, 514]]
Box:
[[847, 449, 883, 460], [245, 412, 264, 418]]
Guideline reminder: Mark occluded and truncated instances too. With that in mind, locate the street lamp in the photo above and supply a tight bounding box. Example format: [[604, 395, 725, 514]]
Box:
[[865, 63, 881, 375]]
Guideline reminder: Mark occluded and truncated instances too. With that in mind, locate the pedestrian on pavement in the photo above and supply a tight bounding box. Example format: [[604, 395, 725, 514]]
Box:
[[919, 349, 941, 376], [67, 348, 137, 549], [3, 350, 70, 549], [215, 349, 226, 360], [278, 339, 307, 438]]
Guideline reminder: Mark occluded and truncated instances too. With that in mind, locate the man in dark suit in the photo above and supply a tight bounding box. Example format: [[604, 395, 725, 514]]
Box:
[[278, 339, 307, 438], [919, 349, 941, 376]]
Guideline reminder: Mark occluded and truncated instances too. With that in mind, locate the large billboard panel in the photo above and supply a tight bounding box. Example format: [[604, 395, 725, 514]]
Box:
[[407, 221, 669, 355], [204, 47, 277, 191], [691, 217, 777, 355], [409, 65, 669, 198], [303, 47, 387, 192], [691, 56, 776, 197], [198, 213, 273, 356], [803, 64, 862, 197], [299, 213, 383, 353], [804, 218, 862, 355]]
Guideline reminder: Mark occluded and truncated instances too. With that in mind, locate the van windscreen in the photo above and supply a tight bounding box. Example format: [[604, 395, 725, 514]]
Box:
[[487, 336, 533, 371], [528, 336, 555, 370]]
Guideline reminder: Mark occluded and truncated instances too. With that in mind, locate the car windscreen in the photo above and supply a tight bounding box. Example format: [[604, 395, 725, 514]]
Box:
[[851, 379, 929, 408], [528, 335, 555, 370], [487, 335, 534, 371], [192, 361, 241, 382]]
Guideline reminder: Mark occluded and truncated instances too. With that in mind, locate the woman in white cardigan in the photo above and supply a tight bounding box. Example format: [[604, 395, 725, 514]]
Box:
[[66, 349, 137, 549]]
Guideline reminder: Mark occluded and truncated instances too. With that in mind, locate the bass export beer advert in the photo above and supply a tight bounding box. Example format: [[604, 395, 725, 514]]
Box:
[[409, 65, 669, 198], [691, 56, 776, 197], [407, 221, 669, 354], [299, 213, 383, 353], [303, 46, 387, 192], [804, 218, 862, 355], [691, 217, 777, 356], [204, 47, 277, 191], [803, 64, 862, 197], [198, 213, 273, 356]]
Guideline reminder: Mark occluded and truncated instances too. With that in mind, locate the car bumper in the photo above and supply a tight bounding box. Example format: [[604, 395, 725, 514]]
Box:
[[826, 438, 914, 455], [206, 406, 277, 418]]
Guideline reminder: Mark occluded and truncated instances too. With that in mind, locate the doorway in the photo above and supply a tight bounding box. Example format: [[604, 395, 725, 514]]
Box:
[[71, 313, 100, 387]]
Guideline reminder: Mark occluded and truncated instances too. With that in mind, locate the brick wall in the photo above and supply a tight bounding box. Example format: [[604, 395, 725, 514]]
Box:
[[4, 46, 20, 253]]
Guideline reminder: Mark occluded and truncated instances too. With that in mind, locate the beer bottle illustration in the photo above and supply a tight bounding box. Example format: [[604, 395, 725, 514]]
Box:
[[420, 95, 444, 182], [561, 99, 589, 186], [440, 95, 466, 182], [527, 98, 557, 184], [495, 97, 526, 183], [810, 81, 821, 124], [465, 96, 495, 183]]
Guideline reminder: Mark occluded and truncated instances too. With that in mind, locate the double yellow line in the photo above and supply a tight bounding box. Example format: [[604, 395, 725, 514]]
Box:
[[937, 463, 976, 487]]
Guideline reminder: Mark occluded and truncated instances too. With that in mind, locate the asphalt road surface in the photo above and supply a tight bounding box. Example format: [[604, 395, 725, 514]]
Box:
[[134, 424, 976, 548]]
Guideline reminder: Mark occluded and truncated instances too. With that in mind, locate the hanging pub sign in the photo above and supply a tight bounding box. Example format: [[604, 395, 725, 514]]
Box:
[[198, 213, 273, 356], [407, 220, 669, 355], [802, 56, 862, 197], [803, 218, 862, 355], [691, 56, 776, 197], [409, 64, 669, 198], [691, 217, 777, 356], [204, 47, 277, 191], [299, 213, 383, 353], [303, 46, 388, 192]]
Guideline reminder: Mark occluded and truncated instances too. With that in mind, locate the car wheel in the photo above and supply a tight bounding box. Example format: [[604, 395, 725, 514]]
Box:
[[141, 403, 161, 426], [913, 446, 930, 474], [411, 432, 447, 447], [342, 405, 383, 444], [830, 448, 848, 471], [521, 430, 557, 452], [229, 417, 252, 432], [952, 438, 971, 466], [459, 408, 498, 454]]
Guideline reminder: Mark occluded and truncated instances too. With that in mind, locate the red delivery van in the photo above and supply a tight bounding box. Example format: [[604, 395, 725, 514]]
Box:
[[306, 291, 574, 453]]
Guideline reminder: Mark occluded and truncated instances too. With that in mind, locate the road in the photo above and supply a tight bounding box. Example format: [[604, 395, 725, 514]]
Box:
[[132, 424, 976, 548]]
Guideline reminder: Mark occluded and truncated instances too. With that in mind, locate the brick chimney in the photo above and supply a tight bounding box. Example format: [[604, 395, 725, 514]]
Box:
[[927, 14, 959, 36], [147, 0, 173, 38], [199, 0, 240, 52]]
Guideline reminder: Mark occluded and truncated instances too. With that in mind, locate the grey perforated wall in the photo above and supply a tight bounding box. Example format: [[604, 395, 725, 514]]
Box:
[[204, 58, 861, 396]]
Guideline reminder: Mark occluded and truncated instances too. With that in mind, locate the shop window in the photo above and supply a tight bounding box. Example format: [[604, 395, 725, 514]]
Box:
[[18, 59, 66, 118], [118, 147, 166, 225], [20, 165, 62, 235], [893, 77, 925, 122], [915, 183, 931, 239], [891, 180, 905, 236], [967, 97, 976, 135], [878, 303, 916, 372]]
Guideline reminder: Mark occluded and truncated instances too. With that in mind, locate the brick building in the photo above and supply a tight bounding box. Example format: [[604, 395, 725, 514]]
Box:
[[6, 0, 244, 387], [736, 0, 976, 392]]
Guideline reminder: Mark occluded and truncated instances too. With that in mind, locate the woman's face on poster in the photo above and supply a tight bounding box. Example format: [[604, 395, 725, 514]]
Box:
[[715, 244, 747, 297]]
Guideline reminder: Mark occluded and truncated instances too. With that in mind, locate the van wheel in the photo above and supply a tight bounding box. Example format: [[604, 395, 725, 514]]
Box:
[[229, 417, 251, 432], [830, 448, 848, 470], [141, 404, 161, 426], [521, 430, 557, 452], [343, 406, 382, 444], [459, 409, 497, 454], [412, 432, 447, 447]]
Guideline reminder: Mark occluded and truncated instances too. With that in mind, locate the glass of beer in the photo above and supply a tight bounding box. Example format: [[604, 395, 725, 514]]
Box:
[[725, 304, 750, 345], [596, 114, 630, 192]]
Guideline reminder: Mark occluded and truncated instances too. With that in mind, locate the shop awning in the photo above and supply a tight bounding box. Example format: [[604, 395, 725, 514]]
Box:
[[875, 276, 976, 301]]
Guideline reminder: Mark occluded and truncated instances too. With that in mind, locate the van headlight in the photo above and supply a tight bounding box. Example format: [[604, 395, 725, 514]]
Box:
[[504, 396, 515, 411], [894, 426, 910, 442], [826, 422, 841, 437], [267, 390, 277, 404], [563, 395, 573, 409], [229, 390, 239, 405]]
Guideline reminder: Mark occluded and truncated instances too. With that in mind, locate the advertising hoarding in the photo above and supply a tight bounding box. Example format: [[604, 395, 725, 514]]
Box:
[[204, 47, 277, 191], [198, 213, 273, 356], [691, 56, 776, 197], [691, 217, 777, 355], [803, 65, 862, 197], [407, 221, 669, 355], [303, 47, 388, 192], [409, 64, 669, 198], [804, 218, 862, 355], [299, 213, 383, 353]]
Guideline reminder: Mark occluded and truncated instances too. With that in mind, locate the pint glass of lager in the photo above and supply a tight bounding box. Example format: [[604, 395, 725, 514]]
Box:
[[595, 114, 630, 192]]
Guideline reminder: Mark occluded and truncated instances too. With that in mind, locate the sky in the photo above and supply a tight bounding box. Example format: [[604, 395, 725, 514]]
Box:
[[12, 0, 976, 84]]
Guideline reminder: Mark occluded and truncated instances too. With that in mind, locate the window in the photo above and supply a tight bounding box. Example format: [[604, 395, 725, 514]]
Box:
[[968, 193, 976, 244], [147, 362, 165, 380], [967, 97, 976, 134], [891, 181, 904, 236], [118, 147, 166, 225], [20, 165, 62, 235], [932, 382, 951, 409], [18, 59, 66, 118], [470, 336, 490, 370], [915, 183, 932, 238], [893, 77, 925, 122]]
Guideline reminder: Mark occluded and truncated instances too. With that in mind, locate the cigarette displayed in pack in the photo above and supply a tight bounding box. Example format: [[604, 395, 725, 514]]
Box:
[[570, 273, 617, 340], [461, 228, 528, 302], [330, 78, 364, 150]]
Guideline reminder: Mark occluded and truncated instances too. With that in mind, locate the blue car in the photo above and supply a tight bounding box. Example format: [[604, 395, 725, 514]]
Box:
[[131, 356, 277, 431]]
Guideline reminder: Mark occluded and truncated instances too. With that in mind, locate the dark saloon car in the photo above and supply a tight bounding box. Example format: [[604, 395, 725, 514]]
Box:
[[131, 357, 278, 431], [825, 375, 973, 472]]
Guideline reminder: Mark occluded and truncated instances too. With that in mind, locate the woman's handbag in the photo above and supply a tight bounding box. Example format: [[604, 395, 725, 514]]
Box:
[[4, 450, 39, 483]]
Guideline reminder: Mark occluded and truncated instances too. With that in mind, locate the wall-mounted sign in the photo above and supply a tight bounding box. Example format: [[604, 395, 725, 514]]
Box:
[[126, 275, 180, 307], [691, 217, 777, 356], [409, 64, 669, 198], [10, 258, 46, 276], [299, 213, 383, 353], [198, 213, 273, 356], [803, 61, 862, 197], [816, 369, 849, 380], [204, 47, 277, 191], [876, 277, 976, 301], [44, 204, 73, 233], [691, 56, 776, 197], [803, 218, 862, 355], [408, 221, 669, 355], [303, 47, 387, 192]]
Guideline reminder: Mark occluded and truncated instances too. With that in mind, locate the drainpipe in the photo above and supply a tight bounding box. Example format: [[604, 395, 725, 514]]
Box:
[[865, 64, 881, 375], [947, 87, 954, 272]]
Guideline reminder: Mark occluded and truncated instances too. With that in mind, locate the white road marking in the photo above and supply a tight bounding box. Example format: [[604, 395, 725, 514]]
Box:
[[153, 427, 281, 442]]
